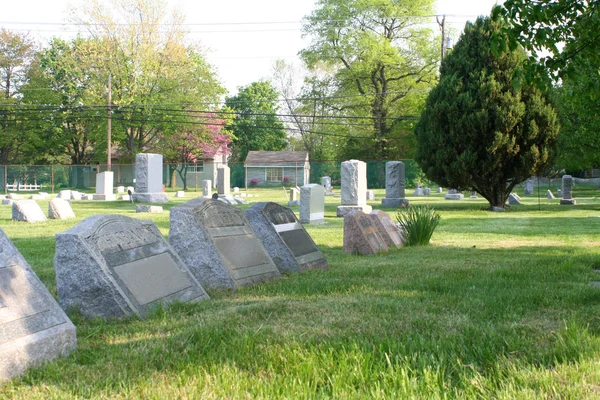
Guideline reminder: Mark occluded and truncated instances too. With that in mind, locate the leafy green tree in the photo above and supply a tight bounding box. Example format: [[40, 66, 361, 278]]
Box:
[[225, 81, 287, 162], [301, 0, 438, 162], [414, 16, 559, 210]]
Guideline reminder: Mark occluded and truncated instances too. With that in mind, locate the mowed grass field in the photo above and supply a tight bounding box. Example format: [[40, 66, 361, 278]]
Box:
[[2, 186, 600, 399]]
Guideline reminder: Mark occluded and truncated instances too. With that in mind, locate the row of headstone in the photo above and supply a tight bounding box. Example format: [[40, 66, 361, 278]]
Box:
[[11, 199, 76, 223], [53, 198, 328, 320], [343, 210, 403, 255]]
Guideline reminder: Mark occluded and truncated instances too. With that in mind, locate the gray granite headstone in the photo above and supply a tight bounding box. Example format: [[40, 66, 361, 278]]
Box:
[[557, 188, 563, 198], [337, 160, 372, 217], [300, 184, 325, 224], [0, 227, 76, 381], [381, 161, 409, 208], [524, 179, 534, 195], [169, 198, 281, 290], [437, 187, 443, 193], [344, 211, 389, 255], [93, 171, 116, 201], [369, 210, 403, 248], [245, 202, 328, 273], [423, 188, 431, 196], [546, 190, 555, 200], [55, 214, 209, 319], [413, 186, 424, 196], [202, 180, 212, 197], [57, 190, 71, 200], [321, 176, 333, 195], [444, 190, 464, 200], [175, 191, 185, 198], [135, 205, 163, 213], [508, 193, 521, 205], [12, 200, 47, 223], [132, 153, 168, 203], [217, 166, 230, 196], [560, 175, 576, 205], [366, 190, 375, 200], [287, 188, 300, 206], [48, 198, 76, 219]]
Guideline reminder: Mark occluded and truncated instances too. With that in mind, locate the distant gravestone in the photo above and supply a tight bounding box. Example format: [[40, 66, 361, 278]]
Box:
[[413, 186, 424, 196], [321, 176, 333, 195], [369, 210, 403, 248], [55, 215, 209, 319], [508, 193, 521, 205], [93, 171, 116, 201], [48, 198, 76, 219], [2, 199, 13, 206], [117, 186, 125, 193], [12, 200, 47, 223], [524, 179, 534, 195], [437, 187, 443, 193], [57, 190, 71, 200], [546, 190, 555, 200], [126, 186, 135, 194], [245, 202, 328, 273], [300, 184, 325, 224], [7, 193, 22, 200], [423, 188, 431, 196], [233, 187, 240, 193], [366, 190, 375, 200], [337, 160, 372, 217], [470, 191, 478, 199], [0, 227, 77, 381], [288, 187, 300, 207], [217, 166, 230, 196], [202, 180, 212, 197], [343, 211, 389, 255], [132, 153, 168, 203], [560, 175, 576, 205], [169, 198, 281, 290], [382, 161, 409, 208], [444, 190, 464, 200], [135, 205, 163, 213], [71, 191, 83, 201], [175, 191, 185, 198], [557, 188, 563, 198]]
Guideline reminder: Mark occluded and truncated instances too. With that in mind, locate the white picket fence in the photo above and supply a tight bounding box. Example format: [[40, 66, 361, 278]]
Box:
[[6, 183, 42, 191]]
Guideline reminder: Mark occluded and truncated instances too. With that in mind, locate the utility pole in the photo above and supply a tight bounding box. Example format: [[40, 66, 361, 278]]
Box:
[[107, 72, 112, 171], [436, 15, 446, 61]]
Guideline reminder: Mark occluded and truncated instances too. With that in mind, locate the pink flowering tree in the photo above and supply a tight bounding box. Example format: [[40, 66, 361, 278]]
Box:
[[162, 112, 232, 190]]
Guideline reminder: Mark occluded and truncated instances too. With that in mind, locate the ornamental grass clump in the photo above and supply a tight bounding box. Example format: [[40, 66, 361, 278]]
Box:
[[395, 205, 440, 246]]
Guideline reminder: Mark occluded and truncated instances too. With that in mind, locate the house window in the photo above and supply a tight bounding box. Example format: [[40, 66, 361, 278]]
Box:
[[266, 167, 283, 181], [191, 162, 204, 173]]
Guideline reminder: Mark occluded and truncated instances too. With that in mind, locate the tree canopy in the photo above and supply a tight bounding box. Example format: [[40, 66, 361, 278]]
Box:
[[415, 16, 560, 209]]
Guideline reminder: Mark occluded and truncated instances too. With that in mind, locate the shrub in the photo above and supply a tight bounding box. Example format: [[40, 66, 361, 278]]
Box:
[[283, 176, 291, 186], [395, 205, 440, 246], [250, 178, 259, 188]]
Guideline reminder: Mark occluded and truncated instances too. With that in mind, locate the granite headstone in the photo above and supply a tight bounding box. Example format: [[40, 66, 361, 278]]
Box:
[[560, 175, 576, 205], [202, 180, 212, 197], [245, 202, 328, 273], [12, 200, 46, 223], [48, 198, 76, 220], [337, 160, 372, 216], [343, 211, 389, 255], [217, 166, 230, 196], [381, 161, 409, 208], [299, 184, 325, 224], [132, 153, 168, 203], [93, 171, 116, 201], [55, 214, 209, 319], [369, 210, 403, 248]]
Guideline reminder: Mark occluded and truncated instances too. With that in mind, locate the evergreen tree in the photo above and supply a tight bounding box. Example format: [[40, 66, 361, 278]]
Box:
[[414, 16, 559, 210]]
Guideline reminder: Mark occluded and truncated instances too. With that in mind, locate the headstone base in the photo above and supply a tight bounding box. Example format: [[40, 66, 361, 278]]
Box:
[[92, 194, 116, 201], [560, 199, 576, 205], [300, 212, 325, 224], [381, 198, 409, 208], [336, 205, 372, 217], [444, 194, 464, 200], [132, 193, 169, 203]]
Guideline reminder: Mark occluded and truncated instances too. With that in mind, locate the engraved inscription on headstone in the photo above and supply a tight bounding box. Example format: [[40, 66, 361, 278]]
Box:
[[0, 228, 76, 381], [343, 211, 389, 255], [170, 198, 281, 290], [245, 202, 328, 273], [55, 215, 208, 319]]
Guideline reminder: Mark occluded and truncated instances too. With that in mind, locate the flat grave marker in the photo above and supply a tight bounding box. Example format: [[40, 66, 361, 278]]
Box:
[[55, 215, 208, 319]]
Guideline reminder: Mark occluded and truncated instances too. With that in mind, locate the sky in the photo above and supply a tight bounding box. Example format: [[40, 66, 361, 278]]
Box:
[[2, 0, 503, 95]]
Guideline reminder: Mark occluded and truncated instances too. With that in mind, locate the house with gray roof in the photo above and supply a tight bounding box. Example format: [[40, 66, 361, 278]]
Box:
[[244, 151, 310, 188]]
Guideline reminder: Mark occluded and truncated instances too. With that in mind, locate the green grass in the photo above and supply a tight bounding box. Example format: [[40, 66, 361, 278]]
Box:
[[2, 186, 600, 398]]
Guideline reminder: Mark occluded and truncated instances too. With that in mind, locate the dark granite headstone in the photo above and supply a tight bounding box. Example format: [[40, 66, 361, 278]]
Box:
[[55, 215, 208, 319], [170, 198, 281, 289], [245, 202, 328, 273], [0, 228, 76, 380], [343, 211, 389, 255]]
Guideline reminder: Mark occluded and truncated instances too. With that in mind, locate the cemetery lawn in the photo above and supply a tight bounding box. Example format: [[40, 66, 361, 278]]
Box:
[[2, 186, 600, 399]]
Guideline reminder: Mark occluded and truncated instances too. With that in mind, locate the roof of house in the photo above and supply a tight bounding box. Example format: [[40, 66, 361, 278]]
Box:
[[245, 151, 309, 165]]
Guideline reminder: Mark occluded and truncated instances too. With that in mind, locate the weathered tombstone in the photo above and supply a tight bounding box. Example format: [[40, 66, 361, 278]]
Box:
[[116, 186, 125, 193], [169, 198, 281, 290], [437, 187, 443, 193], [470, 191, 478, 199], [126, 186, 135, 194], [337, 160, 372, 217], [366, 190, 375, 200], [0, 228, 77, 381], [175, 191, 185, 198], [28, 194, 46, 200], [300, 184, 325, 224], [343, 211, 389, 255], [7, 193, 22, 200], [12, 200, 47, 223], [369, 210, 403, 248], [217, 166, 230, 196], [423, 188, 431, 196], [508, 193, 521, 205], [2, 199, 13, 205], [413, 186, 424, 196], [381, 161, 409, 208], [524, 179, 534, 195], [202, 180, 212, 197], [557, 188, 563, 198], [93, 171, 116, 201], [48, 198, 76, 219], [57, 190, 71, 200], [233, 187, 239, 193], [245, 202, 328, 273], [560, 175, 576, 205], [55, 215, 209, 319], [288, 187, 300, 207], [71, 191, 83, 201], [132, 153, 168, 203], [119, 195, 131, 201], [444, 190, 464, 200], [321, 176, 333, 195], [135, 205, 163, 213], [546, 190, 555, 200]]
